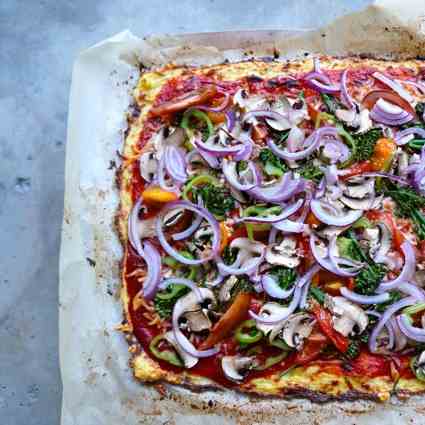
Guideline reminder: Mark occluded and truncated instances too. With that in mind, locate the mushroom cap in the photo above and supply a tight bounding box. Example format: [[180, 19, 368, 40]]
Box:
[[221, 356, 255, 381]]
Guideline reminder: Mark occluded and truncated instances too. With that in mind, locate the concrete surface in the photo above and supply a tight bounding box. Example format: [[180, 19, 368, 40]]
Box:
[[0, 1, 371, 424]]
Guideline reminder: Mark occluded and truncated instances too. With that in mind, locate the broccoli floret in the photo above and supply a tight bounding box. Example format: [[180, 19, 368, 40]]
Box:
[[321, 93, 344, 115], [416, 102, 425, 120], [259, 148, 288, 177], [195, 183, 234, 219], [222, 246, 238, 265], [345, 340, 360, 359], [269, 266, 297, 290], [309, 286, 326, 305], [385, 187, 425, 240], [154, 285, 189, 319], [351, 128, 383, 162], [297, 161, 324, 184], [230, 276, 254, 299], [374, 291, 402, 313]]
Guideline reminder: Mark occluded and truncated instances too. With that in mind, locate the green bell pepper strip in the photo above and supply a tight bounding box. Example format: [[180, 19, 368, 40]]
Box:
[[408, 139, 425, 151], [181, 109, 214, 140], [254, 351, 288, 371], [149, 334, 183, 367], [182, 174, 220, 201], [269, 338, 292, 351], [235, 320, 264, 345], [242, 205, 280, 241], [410, 356, 425, 382], [161, 251, 197, 281], [403, 303, 425, 316]]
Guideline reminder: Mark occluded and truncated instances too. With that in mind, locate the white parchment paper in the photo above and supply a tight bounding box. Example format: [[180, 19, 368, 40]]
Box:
[[60, 1, 425, 423]]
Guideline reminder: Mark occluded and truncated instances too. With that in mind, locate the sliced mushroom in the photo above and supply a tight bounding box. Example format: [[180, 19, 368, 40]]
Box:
[[256, 302, 289, 336], [163, 208, 184, 227], [175, 289, 215, 333], [164, 331, 198, 368], [165, 127, 185, 146], [364, 223, 392, 264], [318, 225, 350, 240], [280, 313, 315, 350], [234, 89, 267, 113], [340, 177, 375, 210], [221, 356, 256, 382], [139, 151, 158, 182], [324, 296, 368, 337], [137, 217, 156, 239], [218, 275, 238, 303], [335, 108, 357, 124], [265, 236, 300, 268]]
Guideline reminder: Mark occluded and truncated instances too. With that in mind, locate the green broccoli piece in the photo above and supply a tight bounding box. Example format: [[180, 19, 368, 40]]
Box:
[[195, 183, 235, 219], [416, 102, 425, 120], [309, 286, 326, 305], [259, 148, 288, 177], [154, 285, 190, 319], [385, 187, 425, 240], [298, 161, 324, 183], [351, 128, 383, 162], [269, 266, 297, 290], [345, 340, 360, 359], [230, 276, 254, 299], [321, 93, 344, 115], [222, 246, 238, 265], [374, 291, 402, 313]]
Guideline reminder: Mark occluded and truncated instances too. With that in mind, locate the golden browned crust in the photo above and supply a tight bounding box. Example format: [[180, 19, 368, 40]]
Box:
[[117, 55, 425, 401]]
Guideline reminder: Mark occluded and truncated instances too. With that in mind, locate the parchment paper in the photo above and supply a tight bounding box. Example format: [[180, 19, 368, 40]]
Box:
[[60, 1, 425, 424]]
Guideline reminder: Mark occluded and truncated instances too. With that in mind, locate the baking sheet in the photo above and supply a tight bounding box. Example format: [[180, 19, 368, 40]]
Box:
[[60, 1, 425, 424]]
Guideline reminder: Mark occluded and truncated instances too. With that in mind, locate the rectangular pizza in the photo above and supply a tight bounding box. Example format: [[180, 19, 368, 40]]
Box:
[[117, 55, 425, 401]]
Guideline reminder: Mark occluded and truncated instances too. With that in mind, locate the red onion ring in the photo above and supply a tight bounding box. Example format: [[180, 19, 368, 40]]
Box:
[[172, 210, 203, 241], [267, 126, 339, 161], [340, 287, 390, 305], [398, 282, 425, 301], [164, 145, 188, 183], [222, 159, 259, 191], [128, 198, 144, 256], [373, 72, 414, 104], [310, 198, 363, 226], [322, 139, 350, 164], [233, 135, 254, 161], [158, 155, 180, 192], [370, 99, 413, 126], [136, 241, 162, 300], [262, 274, 295, 299], [304, 71, 341, 94], [237, 198, 304, 224], [156, 200, 221, 265], [225, 110, 236, 132], [395, 127, 425, 146], [340, 69, 355, 110], [397, 314, 425, 342], [390, 316, 408, 352], [378, 241, 416, 292], [395, 78, 425, 95], [298, 263, 321, 288], [368, 297, 415, 353]]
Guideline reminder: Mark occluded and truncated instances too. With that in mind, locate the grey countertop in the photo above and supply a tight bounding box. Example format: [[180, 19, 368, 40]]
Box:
[[0, 1, 370, 423]]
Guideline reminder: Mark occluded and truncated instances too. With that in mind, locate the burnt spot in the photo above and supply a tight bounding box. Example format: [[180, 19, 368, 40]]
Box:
[[86, 257, 96, 267], [246, 75, 264, 83]]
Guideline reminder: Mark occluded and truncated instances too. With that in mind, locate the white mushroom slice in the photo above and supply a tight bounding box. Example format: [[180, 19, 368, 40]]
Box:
[[176, 289, 215, 333], [318, 225, 350, 240], [194, 224, 213, 240], [370, 223, 392, 263], [324, 296, 368, 337], [163, 208, 184, 227], [219, 275, 238, 303], [397, 150, 409, 176], [164, 331, 198, 368], [356, 109, 373, 134], [281, 313, 315, 350], [234, 89, 267, 113], [221, 356, 255, 382], [339, 195, 374, 210], [256, 303, 289, 336], [152, 127, 166, 158], [165, 127, 186, 146], [137, 217, 156, 239], [335, 108, 357, 124], [342, 178, 374, 199], [363, 227, 380, 258], [265, 237, 300, 268], [139, 151, 158, 182]]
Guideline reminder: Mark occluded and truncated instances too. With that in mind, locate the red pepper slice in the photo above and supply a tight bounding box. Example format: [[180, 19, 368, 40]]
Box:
[[294, 329, 328, 365], [312, 304, 349, 353], [150, 85, 217, 117]]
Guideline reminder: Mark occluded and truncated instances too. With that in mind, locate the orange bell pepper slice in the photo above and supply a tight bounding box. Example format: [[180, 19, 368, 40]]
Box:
[[219, 221, 230, 253], [370, 138, 397, 171], [199, 292, 252, 349], [142, 187, 178, 204]]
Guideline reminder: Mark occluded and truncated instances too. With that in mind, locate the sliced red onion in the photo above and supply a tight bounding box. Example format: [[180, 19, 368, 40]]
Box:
[[217, 248, 265, 276], [197, 92, 230, 113], [242, 109, 288, 124], [286, 126, 305, 153], [160, 277, 203, 301], [267, 126, 339, 161], [268, 227, 278, 244], [395, 127, 425, 146], [249, 285, 302, 324], [233, 135, 254, 161], [310, 198, 363, 226], [172, 211, 203, 241], [378, 241, 416, 292], [304, 71, 341, 94], [164, 145, 188, 183], [222, 159, 259, 191], [262, 274, 295, 299], [322, 139, 350, 164], [136, 241, 162, 300], [340, 69, 355, 110], [368, 296, 415, 353], [297, 263, 321, 288], [340, 287, 390, 305], [373, 72, 414, 104], [196, 145, 221, 169], [355, 172, 409, 186], [395, 78, 425, 95], [390, 316, 408, 352], [273, 219, 307, 233], [370, 98, 413, 126], [237, 198, 304, 224], [158, 155, 180, 192], [128, 198, 144, 256], [225, 110, 236, 132], [397, 314, 425, 342], [398, 282, 425, 301], [248, 172, 305, 203], [156, 200, 221, 265]]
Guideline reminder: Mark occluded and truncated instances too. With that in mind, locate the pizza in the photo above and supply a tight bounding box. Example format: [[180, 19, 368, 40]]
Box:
[[117, 55, 425, 401]]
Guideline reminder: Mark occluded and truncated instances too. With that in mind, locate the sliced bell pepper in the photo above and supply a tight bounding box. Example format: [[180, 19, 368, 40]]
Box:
[[182, 174, 220, 201], [293, 330, 328, 365], [312, 304, 349, 353], [235, 319, 263, 345], [199, 292, 252, 349], [142, 186, 178, 204], [370, 138, 397, 171], [149, 334, 183, 367], [219, 221, 231, 253], [181, 108, 214, 140]]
